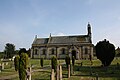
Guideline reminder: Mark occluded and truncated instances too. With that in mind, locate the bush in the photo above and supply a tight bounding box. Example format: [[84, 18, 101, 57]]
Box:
[[65, 56, 70, 69], [51, 56, 57, 72], [40, 58, 44, 67], [95, 39, 115, 66], [19, 52, 28, 80], [14, 55, 20, 71]]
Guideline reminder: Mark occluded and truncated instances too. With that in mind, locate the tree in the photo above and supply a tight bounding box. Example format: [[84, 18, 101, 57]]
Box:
[[19, 52, 28, 80], [51, 56, 57, 72], [4, 43, 15, 58], [14, 55, 20, 71], [95, 39, 115, 66], [14, 48, 29, 80]]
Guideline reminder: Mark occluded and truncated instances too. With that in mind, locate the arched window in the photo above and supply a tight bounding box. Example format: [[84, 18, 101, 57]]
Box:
[[43, 49, 46, 55], [85, 48, 88, 54], [35, 49, 38, 55], [51, 48, 54, 54], [62, 48, 65, 54]]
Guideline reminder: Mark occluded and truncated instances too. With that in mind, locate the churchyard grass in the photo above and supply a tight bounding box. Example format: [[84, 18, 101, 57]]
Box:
[[0, 57, 120, 80]]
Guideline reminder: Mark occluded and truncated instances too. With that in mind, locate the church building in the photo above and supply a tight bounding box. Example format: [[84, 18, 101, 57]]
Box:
[[31, 23, 94, 59]]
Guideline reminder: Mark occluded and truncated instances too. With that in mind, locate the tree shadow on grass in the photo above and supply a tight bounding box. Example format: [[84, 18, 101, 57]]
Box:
[[72, 64, 120, 79]]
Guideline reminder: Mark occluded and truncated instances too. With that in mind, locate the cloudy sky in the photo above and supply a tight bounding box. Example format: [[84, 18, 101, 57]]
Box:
[[0, 0, 120, 51]]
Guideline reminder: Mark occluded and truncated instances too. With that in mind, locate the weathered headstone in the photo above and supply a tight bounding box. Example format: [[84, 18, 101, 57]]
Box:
[[96, 74, 98, 80], [68, 65, 70, 78], [51, 69, 55, 80], [0, 63, 2, 72], [56, 65, 59, 80], [29, 67, 31, 80], [2, 63, 4, 70], [59, 65, 62, 80], [70, 64, 73, 75], [5, 62, 8, 65], [26, 67, 32, 80]]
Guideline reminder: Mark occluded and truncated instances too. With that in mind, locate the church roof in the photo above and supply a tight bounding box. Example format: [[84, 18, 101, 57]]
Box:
[[32, 35, 90, 45]]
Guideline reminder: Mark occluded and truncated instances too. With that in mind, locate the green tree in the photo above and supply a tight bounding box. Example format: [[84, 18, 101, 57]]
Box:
[[4, 43, 15, 58], [51, 56, 57, 72], [14, 55, 20, 71], [95, 39, 115, 66], [65, 55, 70, 69], [14, 48, 29, 80], [19, 52, 28, 80]]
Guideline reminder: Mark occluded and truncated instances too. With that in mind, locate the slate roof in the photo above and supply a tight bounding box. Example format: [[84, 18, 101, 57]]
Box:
[[32, 35, 90, 45]]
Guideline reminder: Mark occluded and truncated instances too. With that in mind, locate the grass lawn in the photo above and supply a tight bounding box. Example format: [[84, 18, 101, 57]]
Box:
[[0, 57, 120, 80]]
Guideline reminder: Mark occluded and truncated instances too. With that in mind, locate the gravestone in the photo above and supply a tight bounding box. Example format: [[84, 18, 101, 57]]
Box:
[[59, 65, 62, 80], [68, 65, 70, 78], [0, 63, 2, 72], [56, 65, 59, 80], [96, 73, 98, 80], [2, 63, 4, 70], [51, 69, 55, 80], [70, 64, 73, 75], [28, 67, 31, 80], [5, 62, 8, 65]]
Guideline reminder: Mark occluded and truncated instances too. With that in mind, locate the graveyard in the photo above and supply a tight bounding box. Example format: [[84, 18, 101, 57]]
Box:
[[0, 57, 120, 80]]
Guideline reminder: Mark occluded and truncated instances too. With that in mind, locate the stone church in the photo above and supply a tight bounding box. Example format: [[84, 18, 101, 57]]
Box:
[[31, 23, 94, 59]]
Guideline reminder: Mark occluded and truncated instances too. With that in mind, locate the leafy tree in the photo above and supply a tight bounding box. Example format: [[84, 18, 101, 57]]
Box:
[[95, 39, 115, 66], [65, 55, 70, 69], [4, 43, 15, 58], [27, 48, 31, 57], [51, 56, 57, 72]]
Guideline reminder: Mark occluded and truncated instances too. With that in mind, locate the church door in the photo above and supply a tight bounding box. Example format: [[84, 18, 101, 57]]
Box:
[[72, 50, 76, 59]]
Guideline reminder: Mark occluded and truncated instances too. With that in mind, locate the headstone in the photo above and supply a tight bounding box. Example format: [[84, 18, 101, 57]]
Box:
[[29, 67, 31, 80], [0, 63, 2, 72], [2, 63, 4, 70], [59, 65, 62, 80], [5, 62, 8, 65], [51, 69, 55, 80], [96, 74, 98, 80], [68, 65, 70, 78], [56, 65, 59, 80], [70, 64, 73, 75], [26, 67, 31, 80]]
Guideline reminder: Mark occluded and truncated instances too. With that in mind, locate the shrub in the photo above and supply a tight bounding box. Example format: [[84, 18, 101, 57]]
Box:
[[51, 56, 57, 72], [19, 52, 28, 80], [95, 39, 115, 66], [14, 55, 20, 71]]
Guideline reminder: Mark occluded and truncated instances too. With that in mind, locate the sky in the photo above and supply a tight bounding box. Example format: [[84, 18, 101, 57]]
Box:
[[0, 0, 120, 51]]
